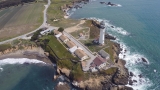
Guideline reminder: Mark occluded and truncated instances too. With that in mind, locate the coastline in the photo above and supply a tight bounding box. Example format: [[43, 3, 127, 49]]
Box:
[[0, 0, 152, 90], [0, 47, 53, 65]]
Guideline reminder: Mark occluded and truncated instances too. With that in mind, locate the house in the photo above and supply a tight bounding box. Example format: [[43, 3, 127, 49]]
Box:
[[69, 46, 78, 54], [54, 30, 62, 38], [98, 50, 110, 59], [74, 49, 88, 61], [90, 56, 106, 72], [40, 29, 53, 35], [59, 35, 69, 43], [66, 41, 76, 48]]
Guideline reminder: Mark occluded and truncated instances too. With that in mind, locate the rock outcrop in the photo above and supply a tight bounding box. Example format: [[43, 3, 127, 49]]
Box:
[[110, 85, 133, 90], [113, 67, 129, 85], [105, 34, 116, 40]]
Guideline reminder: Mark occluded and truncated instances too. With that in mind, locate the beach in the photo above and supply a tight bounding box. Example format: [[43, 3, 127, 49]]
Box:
[[0, 47, 53, 64]]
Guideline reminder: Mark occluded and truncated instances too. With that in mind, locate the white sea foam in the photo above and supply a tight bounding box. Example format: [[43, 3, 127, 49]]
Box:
[[0, 58, 46, 67], [107, 4, 122, 7], [115, 40, 152, 90], [0, 67, 3, 72], [86, 17, 130, 35]]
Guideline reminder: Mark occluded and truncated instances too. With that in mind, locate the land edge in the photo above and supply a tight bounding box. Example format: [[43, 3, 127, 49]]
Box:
[[0, 0, 141, 90]]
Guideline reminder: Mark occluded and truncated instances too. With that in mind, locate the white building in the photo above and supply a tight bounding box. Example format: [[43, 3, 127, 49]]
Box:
[[59, 35, 69, 43], [99, 21, 106, 45], [74, 49, 88, 61], [69, 46, 78, 54], [90, 56, 106, 72], [40, 29, 53, 35], [98, 49, 110, 59], [54, 30, 62, 38]]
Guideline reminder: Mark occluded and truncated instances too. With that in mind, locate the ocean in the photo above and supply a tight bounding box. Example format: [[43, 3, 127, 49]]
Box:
[[0, 58, 58, 90], [0, 0, 159, 90], [70, 0, 160, 90]]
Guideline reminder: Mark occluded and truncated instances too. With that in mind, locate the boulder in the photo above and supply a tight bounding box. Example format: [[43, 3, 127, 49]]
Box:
[[138, 74, 143, 78], [129, 72, 134, 77], [112, 68, 129, 85], [129, 80, 133, 85], [105, 34, 116, 40], [141, 58, 148, 63]]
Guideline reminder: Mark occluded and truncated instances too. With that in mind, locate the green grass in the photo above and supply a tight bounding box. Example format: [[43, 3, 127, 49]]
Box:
[[40, 35, 77, 60], [47, 0, 80, 28], [0, 44, 12, 52], [57, 59, 73, 70], [80, 20, 100, 39], [80, 40, 106, 52], [104, 40, 114, 62], [70, 63, 84, 81], [0, 2, 44, 41], [101, 67, 117, 75], [71, 28, 89, 39]]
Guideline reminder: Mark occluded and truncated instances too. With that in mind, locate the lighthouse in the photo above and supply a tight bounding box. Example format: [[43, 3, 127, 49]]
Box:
[[99, 21, 105, 45]]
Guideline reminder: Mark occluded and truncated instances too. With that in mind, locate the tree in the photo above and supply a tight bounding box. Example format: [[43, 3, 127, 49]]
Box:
[[58, 27, 64, 32]]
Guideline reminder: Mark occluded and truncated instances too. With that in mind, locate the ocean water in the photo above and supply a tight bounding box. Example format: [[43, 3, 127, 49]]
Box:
[[70, 0, 160, 90], [0, 0, 159, 90], [0, 58, 58, 90]]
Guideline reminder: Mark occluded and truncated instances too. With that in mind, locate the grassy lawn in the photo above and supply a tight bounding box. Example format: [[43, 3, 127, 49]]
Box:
[[101, 67, 117, 75], [80, 20, 100, 39], [80, 40, 106, 52], [70, 63, 84, 81], [71, 28, 89, 39], [57, 59, 73, 70], [47, 0, 80, 28], [41, 35, 77, 60], [0, 2, 44, 41], [104, 40, 114, 62], [0, 44, 12, 52]]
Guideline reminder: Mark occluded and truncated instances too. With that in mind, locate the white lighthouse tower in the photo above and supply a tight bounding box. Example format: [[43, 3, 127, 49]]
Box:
[[99, 21, 106, 45]]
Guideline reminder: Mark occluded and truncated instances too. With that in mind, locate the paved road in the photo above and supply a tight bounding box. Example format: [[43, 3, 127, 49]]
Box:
[[0, 0, 51, 45], [63, 31, 96, 71]]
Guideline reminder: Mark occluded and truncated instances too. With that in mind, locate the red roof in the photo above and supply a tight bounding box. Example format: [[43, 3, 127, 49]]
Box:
[[90, 56, 106, 67]]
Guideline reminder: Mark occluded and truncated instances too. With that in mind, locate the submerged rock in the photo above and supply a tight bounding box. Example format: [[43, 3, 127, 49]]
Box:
[[105, 34, 116, 40], [129, 72, 134, 77], [55, 82, 70, 90], [141, 58, 148, 63]]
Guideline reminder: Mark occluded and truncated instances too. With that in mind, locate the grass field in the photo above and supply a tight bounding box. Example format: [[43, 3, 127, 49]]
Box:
[[40, 35, 78, 60], [47, 0, 80, 28], [0, 2, 44, 41]]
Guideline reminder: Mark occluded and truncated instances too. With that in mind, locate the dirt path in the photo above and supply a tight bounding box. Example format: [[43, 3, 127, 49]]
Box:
[[65, 20, 86, 33]]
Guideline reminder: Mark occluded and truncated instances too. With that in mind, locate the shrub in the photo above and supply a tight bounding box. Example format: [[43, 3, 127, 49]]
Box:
[[0, 44, 11, 52], [58, 27, 64, 32]]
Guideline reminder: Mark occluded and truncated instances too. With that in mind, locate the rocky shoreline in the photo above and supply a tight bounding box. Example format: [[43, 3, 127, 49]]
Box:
[[54, 42, 134, 90]]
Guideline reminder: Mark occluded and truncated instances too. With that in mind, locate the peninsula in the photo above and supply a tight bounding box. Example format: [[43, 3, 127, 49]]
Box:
[[0, 0, 142, 90]]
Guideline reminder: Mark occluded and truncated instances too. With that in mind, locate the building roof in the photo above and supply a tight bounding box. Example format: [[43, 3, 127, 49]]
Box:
[[75, 49, 87, 59], [66, 41, 76, 48], [90, 56, 106, 67], [59, 35, 68, 41], [55, 33, 62, 38], [69, 46, 77, 53], [54, 30, 60, 35], [98, 50, 110, 58]]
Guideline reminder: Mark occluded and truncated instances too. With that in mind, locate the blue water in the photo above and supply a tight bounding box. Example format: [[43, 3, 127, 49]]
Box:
[[0, 62, 58, 90], [70, 0, 160, 89], [0, 0, 160, 90]]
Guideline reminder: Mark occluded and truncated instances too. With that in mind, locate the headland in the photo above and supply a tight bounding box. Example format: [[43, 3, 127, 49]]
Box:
[[0, 0, 148, 90]]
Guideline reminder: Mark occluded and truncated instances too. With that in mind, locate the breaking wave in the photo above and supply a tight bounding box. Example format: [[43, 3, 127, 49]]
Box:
[[85, 17, 152, 90], [0, 58, 46, 67], [86, 17, 130, 35]]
